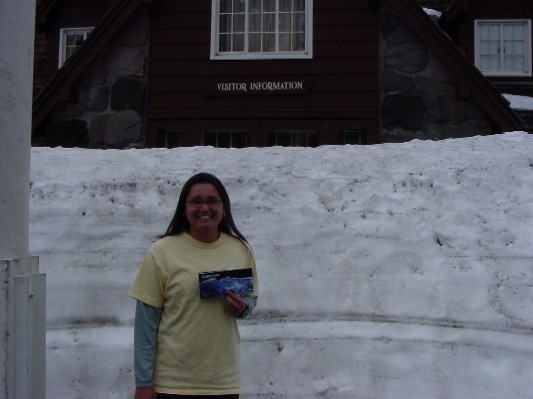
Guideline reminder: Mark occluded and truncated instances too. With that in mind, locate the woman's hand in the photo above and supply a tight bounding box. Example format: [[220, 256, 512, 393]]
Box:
[[135, 386, 156, 399], [225, 291, 246, 316]]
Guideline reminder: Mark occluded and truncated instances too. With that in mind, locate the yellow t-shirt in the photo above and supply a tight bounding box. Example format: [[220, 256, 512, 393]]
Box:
[[129, 232, 258, 395]]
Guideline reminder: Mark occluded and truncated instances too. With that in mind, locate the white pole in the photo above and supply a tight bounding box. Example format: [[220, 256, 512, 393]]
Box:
[[0, 0, 45, 399], [0, 0, 34, 258]]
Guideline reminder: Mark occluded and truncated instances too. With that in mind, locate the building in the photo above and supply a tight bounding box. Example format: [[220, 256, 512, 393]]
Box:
[[32, 0, 531, 148]]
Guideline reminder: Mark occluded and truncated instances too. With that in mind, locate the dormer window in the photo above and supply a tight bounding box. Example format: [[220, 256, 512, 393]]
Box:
[[211, 0, 313, 60], [474, 19, 532, 77], [58, 27, 94, 67]]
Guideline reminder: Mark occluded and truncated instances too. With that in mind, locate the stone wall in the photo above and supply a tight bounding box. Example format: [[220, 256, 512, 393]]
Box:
[[43, 8, 148, 148], [379, 5, 498, 142]]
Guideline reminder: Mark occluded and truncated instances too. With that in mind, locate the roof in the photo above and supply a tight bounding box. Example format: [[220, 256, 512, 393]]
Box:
[[442, 0, 468, 24], [36, 0, 61, 25]]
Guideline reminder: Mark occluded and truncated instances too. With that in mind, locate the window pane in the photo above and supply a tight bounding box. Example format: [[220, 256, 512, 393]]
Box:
[[233, 13, 245, 32], [249, 33, 261, 51], [479, 41, 490, 55], [306, 133, 319, 147], [263, 13, 275, 32], [490, 55, 500, 69], [203, 132, 217, 146], [504, 55, 514, 69], [233, 33, 245, 51], [293, 32, 305, 50], [250, 0, 261, 12], [279, 13, 291, 32], [249, 13, 261, 32], [294, 12, 305, 31], [262, 32, 275, 51], [217, 132, 232, 148], [263, 0, 275, 12], [220, 0, 232, 13], [74, 33, 86, 46], [503, 25, 514, 40], [514, 24, 525, 38], [66, 34, 77, 46], [489, 25, 500, 40], [489, 41, 499, 55], [220, 14, 232, 33], [219, 33, 232, 51], [279, 33, 291, 51], [66, 47, 76, 59], [515, 55, 525, 70], [293, 0, 305, 11], [270, 132, 290, 146], [480, 55, 490, 69], [338, 130, 362, 145], [514, 40, 525, 55], [232, 132, 248, 148], [279, 0, 292, 12], [503, 40, 513, 54], [233, 0, 245, 13], [480, 25, 490, 40]]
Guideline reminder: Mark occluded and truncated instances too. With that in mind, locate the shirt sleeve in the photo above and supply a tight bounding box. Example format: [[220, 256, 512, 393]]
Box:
[[237, 296, 257, 319], [134, 300, 162, 387], [129, 248, 165, 308]]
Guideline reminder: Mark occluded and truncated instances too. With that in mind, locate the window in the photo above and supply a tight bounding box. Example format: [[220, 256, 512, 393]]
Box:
[[157, 130, 183, 148], [338, 129, 364, 145], [269, 130, 319, 147], [58, 27, 94, 67], [211, 0, 312, 60], [203, 130, 250, 148], [474, 20, 532, 76]]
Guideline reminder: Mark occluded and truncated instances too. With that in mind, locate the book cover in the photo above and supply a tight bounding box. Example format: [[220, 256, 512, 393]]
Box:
[[198, 268, 254, 299]]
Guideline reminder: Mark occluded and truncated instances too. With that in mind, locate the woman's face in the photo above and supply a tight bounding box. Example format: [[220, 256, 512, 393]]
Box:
[[185, 183, 224, 243]]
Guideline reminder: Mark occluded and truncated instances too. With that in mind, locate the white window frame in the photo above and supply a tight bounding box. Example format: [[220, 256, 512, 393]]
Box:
[[210, 0, 313, 60], [58, 27, 94, 68], [474, 19, 532, 77]]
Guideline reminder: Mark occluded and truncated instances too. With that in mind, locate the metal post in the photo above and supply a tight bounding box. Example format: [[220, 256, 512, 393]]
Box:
[[0, 0, 45, 398]]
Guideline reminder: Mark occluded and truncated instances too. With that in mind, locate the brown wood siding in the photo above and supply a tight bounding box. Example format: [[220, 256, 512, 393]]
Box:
[[146, 0, 380, 145], [33, 30, 48, 96], [450, 0, 533, 95], [39, 0, 112, 89]]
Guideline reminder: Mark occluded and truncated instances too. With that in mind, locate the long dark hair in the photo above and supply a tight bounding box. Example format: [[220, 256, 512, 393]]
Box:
[[159, 173, 248, 242]]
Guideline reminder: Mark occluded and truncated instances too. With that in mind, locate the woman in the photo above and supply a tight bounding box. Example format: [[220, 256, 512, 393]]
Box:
[[129, 173, 258, 399]]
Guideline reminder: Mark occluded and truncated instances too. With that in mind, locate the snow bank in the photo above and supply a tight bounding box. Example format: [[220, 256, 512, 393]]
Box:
[[30, 132, 533, 398]]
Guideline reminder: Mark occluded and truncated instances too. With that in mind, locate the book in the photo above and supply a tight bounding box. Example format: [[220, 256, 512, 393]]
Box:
[[198, 268, 254, 299]]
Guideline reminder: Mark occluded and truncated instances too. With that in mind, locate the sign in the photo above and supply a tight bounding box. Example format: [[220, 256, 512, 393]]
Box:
[[207, 79, 314, 96]]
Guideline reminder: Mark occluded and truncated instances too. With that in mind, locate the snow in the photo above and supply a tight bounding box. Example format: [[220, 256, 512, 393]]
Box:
[[503, 93, 533, 111], [30, 132, 533, 399], [423, 7, 442, 21]]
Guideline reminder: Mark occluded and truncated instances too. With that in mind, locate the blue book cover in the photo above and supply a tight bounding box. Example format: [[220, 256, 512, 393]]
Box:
[[198, 268, 254, 299]]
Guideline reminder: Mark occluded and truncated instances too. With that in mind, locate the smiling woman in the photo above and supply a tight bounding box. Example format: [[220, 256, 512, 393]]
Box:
[[129, 173, 259, 399], [185, 183, 224, 243]]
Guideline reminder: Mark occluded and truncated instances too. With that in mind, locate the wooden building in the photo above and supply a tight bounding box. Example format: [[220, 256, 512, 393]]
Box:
[[32, 0, 530, 148]]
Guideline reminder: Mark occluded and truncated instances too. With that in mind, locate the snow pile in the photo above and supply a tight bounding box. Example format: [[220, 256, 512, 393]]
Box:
[[30, 132, 533, 398], [504, 93, 533, 111]]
